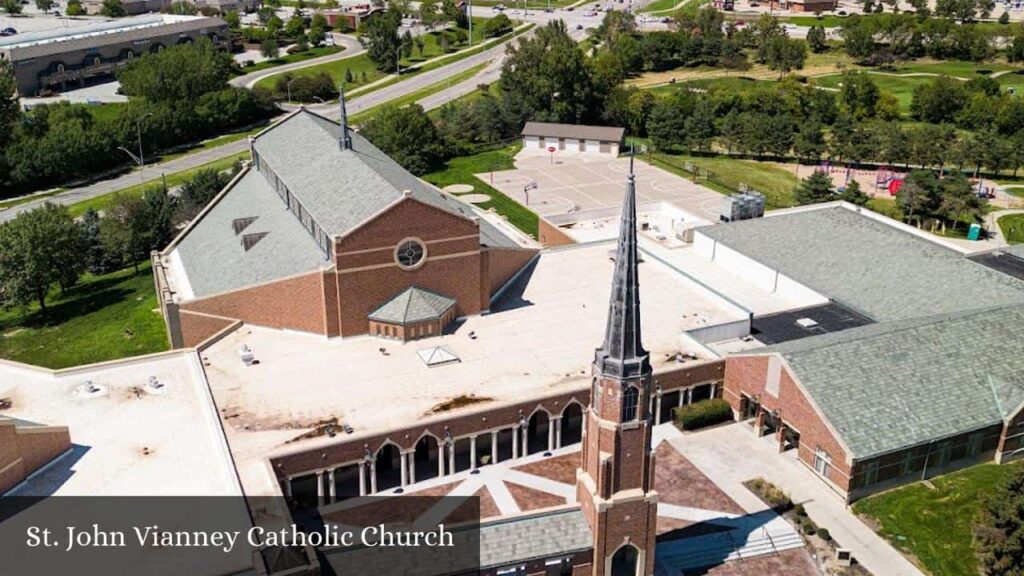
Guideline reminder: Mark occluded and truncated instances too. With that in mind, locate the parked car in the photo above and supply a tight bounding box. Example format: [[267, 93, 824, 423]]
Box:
[[0, 27, 17, 36]]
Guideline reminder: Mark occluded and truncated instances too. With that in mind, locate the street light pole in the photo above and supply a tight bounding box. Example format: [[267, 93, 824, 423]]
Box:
[[118, 112, 153, 188], [468, 0, 473, 46], [286, 77, 298, 103]]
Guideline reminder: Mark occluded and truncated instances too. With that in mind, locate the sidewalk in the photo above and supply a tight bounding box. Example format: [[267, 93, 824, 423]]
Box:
[[668, 423, 926, 576]]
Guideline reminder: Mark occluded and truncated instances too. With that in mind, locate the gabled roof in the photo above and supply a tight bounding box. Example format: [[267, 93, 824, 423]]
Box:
[[698, 206, 1024, 322], [173, 169, 328, 298], [252, 109, 518, 248], [521, 121, 625, 143], [760, 304, 1024, 459], [368, 287, 456, 325]]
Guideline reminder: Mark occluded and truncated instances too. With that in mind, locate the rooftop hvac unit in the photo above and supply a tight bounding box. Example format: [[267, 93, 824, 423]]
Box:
[[719, 192, 765, 222]]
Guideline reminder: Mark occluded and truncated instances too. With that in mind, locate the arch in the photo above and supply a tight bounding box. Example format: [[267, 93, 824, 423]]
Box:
[[526, 410, 550, 455], [621, 386, 639, 422], [561, 402, 584, 446], [610, 543, 640, 576], [413, 434, 440, 482], [374, 442, 402, 492]]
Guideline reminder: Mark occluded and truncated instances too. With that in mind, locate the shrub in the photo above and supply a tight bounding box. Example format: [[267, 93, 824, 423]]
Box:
[[744, 478, 793, 512], [481, 14, 513, 38], [817, 528, 831, 542], [673, 398, 733, 431], [794, 504, 807, 517], [802, 520, 818, 536]]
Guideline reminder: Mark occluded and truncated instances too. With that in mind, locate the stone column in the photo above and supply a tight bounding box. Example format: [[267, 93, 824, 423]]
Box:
[[491, 431, 499, 464], [316, 471, 324, 504], [358, 462, 367, 496], [438, 445, 446, 477], [400, 452, 409, 487], [521, 427, 529, 456], [684, 388, 692, 406], [408, 451, 417, 484], [655, 395, 664, 425], [470, 436, 478, 471], [328, 469, 336, 503], [547, 421, 555, 452], [285, 477, 293, 499], [512, 426, 519, 459], [448, 442, 456, 475], [370, 461, 378, 494], [553, 417, 562, 449], [754, 408, 766, 438]]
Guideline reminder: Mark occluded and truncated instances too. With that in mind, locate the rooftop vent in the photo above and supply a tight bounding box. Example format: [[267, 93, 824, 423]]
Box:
[[144, 376, 167, 395], [241, 232, 268, 252], [796, 317, 819, 329], [232, 216, 258, 235], [73, 380, 108, 399]]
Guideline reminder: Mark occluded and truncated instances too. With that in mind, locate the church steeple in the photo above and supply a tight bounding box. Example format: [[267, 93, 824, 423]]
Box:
[[595, 151, 650, 381]]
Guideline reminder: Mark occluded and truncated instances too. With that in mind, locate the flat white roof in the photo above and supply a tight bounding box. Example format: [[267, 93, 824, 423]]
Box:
[[0, 351, 242, 497], [202, 242, 748, 495]]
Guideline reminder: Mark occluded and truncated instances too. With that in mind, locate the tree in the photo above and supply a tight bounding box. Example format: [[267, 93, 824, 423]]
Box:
[[285, 15, 305, 38], [647, 100, 688, 151], [1, 0, 22, 14], [911, 75, 968, 124], [0, 204, 86, 312], [938, 173, 985, 229], [976, 468, 1024, 575], [419, 0, 441, 30], [178, 167, 232, 221], [499, 21, 599, 125], [839, 71, 880, 120], [794, 120, 827, 161], [118, 38, 235, 103], [794, 170, 834, 205], [261, 37, 281, 60], [839, 179, 870, 205], [66, 0, 83, 14], [100, 0, 126, 17], [35, 0, 54, 11], [360, 11, 403, 72], [807, 25, 828, 53], [80, 209, 121, 275], [482, 13, 513, 38], [167, 0, 198, 14], [224, 10, 241, 29], [0, 59, 18, 149], [896, 170, 941, 221], [100, 187, 176, 272], [764, 36, 807, 78], [360, 104, 445, 175]]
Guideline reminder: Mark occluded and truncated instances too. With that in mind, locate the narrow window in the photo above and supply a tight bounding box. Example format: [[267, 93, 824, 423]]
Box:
[[621, 386, 639, 422]]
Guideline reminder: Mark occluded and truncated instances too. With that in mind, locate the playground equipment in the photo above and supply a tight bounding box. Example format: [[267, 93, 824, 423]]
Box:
[[876, 165, 905, 196]]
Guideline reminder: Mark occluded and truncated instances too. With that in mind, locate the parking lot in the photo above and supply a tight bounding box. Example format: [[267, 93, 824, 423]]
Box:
[[480, 149, 727, 221]]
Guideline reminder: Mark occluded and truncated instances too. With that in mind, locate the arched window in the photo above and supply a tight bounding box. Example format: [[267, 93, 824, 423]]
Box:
[[621, 386, 639, 422]]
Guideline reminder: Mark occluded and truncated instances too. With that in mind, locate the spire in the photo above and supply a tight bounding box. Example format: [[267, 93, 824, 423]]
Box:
[[594, 147, 650, 380], [339, 84, 352, 151]]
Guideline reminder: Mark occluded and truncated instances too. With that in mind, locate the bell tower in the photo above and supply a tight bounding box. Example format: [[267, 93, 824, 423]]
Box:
[[577, 154, 658, 576]]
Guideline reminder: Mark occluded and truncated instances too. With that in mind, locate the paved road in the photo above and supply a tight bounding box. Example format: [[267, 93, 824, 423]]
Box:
[[0, 16, 576, 223], [229, 33, 365, 90]]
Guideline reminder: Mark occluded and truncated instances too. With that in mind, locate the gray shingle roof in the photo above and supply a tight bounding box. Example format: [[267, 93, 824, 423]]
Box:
[[253, 110, 518, 248], [521, 122, 625, 143], [479, 508, 592, 568], [368, 287, 456, 324], [174, 170, 329, 298], [698, 206, 1024, 322], [763, 304, 1024, 459]]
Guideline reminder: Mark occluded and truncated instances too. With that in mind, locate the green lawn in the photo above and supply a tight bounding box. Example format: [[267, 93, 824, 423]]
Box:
[[999, 213, 1024, 244], [640, 0, 683, 13], [254, 19, 492, 94], [813, 73, 934, 117], [69, 151, 250, 217], [423, 143, 539, 238], [0, 262, 169, 369], [854, 461, 1024, 576], [85, 102, 128, 123], [649, 152, 798, 209], [891, 60, 1020, 77], [236, 45, 344, 75]]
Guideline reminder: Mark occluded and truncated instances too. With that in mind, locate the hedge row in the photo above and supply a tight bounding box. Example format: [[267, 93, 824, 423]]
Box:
[[672, 398, 733, 431]]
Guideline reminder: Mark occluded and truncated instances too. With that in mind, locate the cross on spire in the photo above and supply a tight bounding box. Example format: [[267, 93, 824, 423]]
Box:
[[594, 147, 650, 380]]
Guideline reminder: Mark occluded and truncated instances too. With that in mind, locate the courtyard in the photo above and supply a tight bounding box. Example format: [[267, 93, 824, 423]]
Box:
[[482, 150, 727, 222]]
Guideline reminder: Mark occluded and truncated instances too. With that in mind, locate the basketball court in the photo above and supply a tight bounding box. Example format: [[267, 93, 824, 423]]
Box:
[[478, 151, 727, 221]]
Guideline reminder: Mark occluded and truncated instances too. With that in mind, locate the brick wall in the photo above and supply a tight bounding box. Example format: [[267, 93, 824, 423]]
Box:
[[485, 248, 537, 297], [723, 355, 853, 492], [537, 218, 576, 248], [0, 422, 71, 494], [178, 310, 238, 349], [182, 270, 328, 336]]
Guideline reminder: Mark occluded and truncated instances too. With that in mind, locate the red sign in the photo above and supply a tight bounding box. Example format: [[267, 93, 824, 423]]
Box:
[[547, 146, 556, 153]]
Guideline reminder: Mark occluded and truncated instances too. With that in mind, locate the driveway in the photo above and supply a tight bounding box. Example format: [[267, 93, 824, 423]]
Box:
[[668, 423, 926, 576]]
